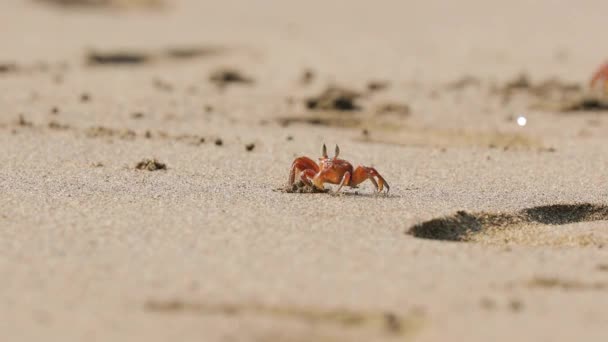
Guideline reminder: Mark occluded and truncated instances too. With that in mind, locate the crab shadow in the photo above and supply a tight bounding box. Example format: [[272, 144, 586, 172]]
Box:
[[330, 191, 396, 198], [408, 203, 608, 242], [274, 187, 398, 198], [276, 180, 402, 198]]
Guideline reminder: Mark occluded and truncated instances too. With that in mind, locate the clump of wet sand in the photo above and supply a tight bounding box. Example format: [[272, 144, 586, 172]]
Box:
[[279, 180, 329, 194], [135, 158, 167, 171]]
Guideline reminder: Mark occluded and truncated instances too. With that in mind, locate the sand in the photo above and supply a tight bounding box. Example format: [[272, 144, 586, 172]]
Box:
[[2, 0, 608, 341]]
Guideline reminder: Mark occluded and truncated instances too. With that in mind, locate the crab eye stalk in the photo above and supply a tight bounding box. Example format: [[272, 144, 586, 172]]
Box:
[[334, 145, 340, 159], [322, 144, 328, 158]]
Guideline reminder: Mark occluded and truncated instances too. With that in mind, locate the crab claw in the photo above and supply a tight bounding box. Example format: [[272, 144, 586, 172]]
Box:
[[351, 166, 390, 193]]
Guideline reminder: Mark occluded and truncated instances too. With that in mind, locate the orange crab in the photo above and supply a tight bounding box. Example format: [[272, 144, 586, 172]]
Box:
[[590, 62, 608, 93], [288, 144, 389, 193]]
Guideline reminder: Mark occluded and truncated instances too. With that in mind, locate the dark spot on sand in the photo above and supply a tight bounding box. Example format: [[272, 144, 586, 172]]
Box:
[[175, 134, 205, 146], [165, 46, 223, 60], [367, 80, 390, 92], [143, 299, 422, 337], [504, 73, 532, 91], [383, 312, 402, 333], [306, 86, 362, 111], [286, 135, 293, 141], [209, 68, 253, 87], [214, 138, 223, 146], [277, 115, 361, 128], [86, 51, 149, 66], [80, 93, 91, 102], [48, 121, 70, 130], [37, 0, 165, 8], [300, 69, 315, 85], [204, 105, 214, 113], [597, 264, 608, 272], [0, 63, 18, 74], [527, 277, 608, 291], [17, 114, 32, 127], [135, 158, 166, 171], [509, 299, 524, 312], [51, 107, 60, 115], [131, 112, 144, 119], [86, 44, 224, 66], [245, 143, 255, 151], [86, 126, 136, 140]]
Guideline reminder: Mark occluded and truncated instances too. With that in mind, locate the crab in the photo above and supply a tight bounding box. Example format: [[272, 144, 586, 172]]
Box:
[[288, 144, 389, 193], [590, 62, 608, 93]]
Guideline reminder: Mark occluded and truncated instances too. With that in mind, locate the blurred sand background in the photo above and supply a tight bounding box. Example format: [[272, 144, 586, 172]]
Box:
[[2, 0, 608, 341]]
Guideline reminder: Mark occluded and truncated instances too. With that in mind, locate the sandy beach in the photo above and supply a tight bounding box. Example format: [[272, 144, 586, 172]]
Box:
[[2, 0, 608, 341]]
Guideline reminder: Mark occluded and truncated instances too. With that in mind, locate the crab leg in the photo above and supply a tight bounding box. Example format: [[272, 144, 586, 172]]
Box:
[[299, 169, 317, 186], [591, 63, 608, 88], [350, 166, 390, 193], [288, 156, 319, 185], [334, 171, 351, 193], [590, 63, 608, 94]]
